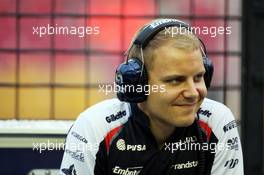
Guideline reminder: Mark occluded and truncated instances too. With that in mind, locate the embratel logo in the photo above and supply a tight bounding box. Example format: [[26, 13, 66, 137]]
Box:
[[223, 120, 237, 133], [112, 166, 143, 175], [116, 139, 146, 152], [106, 111, 127, 123]]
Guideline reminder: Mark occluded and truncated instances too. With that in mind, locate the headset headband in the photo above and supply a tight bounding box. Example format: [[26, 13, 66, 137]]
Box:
[[133, 19, 190, 49]]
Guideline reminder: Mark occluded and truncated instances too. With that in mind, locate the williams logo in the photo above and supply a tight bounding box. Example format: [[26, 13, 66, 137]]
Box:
[[116, 139, 146, 152], [106, 111, 126, 123], [112, 166, 143, 175], [62, 164, 77, 175], [115, 73, 123, 84]]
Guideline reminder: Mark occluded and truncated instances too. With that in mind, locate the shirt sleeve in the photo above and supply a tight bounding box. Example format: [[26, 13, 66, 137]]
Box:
[[210, 109, 244, 175], [60, 115, 100, 175], [59, 99, 130, 175]]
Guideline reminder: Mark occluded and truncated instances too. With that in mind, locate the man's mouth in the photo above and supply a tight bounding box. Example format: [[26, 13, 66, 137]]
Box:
[[172, 100, 199, 107], [176, 103, 197, 107]]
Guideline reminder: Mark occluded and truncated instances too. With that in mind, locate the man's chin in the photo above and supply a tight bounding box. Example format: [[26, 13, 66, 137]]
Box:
[[173, 115, 196, 127]]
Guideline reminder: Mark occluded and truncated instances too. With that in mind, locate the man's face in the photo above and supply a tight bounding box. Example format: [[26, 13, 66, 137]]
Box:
[[144, 43, 207, 127]]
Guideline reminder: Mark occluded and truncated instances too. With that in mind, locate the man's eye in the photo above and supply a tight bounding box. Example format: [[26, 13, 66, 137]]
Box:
[[194, 74, 204, 82], [165, 78, 184, 84], [168, 80, 180, 84]]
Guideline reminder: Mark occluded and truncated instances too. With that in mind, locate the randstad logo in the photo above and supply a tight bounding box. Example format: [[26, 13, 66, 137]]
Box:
[[106, 111, 126, 123], [116, 139, 146, 152], [171, 161, 198, 170]]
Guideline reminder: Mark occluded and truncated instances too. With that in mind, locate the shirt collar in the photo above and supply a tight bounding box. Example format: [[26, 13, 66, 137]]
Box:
[[129, 103, 197, 140], [130, 103, 151, 129]]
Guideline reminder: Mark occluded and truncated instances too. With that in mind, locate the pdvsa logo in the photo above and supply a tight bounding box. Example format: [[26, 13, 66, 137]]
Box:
[[116, 139, 146, 152], [106, 110, 126, 123]]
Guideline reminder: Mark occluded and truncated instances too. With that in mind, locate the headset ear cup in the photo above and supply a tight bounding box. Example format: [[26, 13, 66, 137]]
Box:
[[115, 58, 148, 103], [203, 56, 214, 89]]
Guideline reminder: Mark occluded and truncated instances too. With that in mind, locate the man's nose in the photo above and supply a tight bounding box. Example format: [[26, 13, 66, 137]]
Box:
[[182, 80, 199, 98]]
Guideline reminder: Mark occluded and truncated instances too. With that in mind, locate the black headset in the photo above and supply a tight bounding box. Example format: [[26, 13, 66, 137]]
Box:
[[115, 19, 214, 103]]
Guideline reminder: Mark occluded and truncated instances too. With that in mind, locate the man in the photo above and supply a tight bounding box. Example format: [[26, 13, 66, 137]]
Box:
[[60, 19, 243, 175]]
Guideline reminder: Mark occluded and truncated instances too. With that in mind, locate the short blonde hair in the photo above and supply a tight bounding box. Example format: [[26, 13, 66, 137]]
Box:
[[127, 19, 201, 70]]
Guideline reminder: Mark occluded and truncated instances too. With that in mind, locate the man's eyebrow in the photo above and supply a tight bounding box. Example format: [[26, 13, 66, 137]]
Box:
[[161, 71, 206, 80], [196, 70, 206, 75], [161, 75, 186, 81]]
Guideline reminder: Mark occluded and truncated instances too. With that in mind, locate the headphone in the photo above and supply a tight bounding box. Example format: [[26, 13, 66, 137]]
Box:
[[115, 19, 214, 103]]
